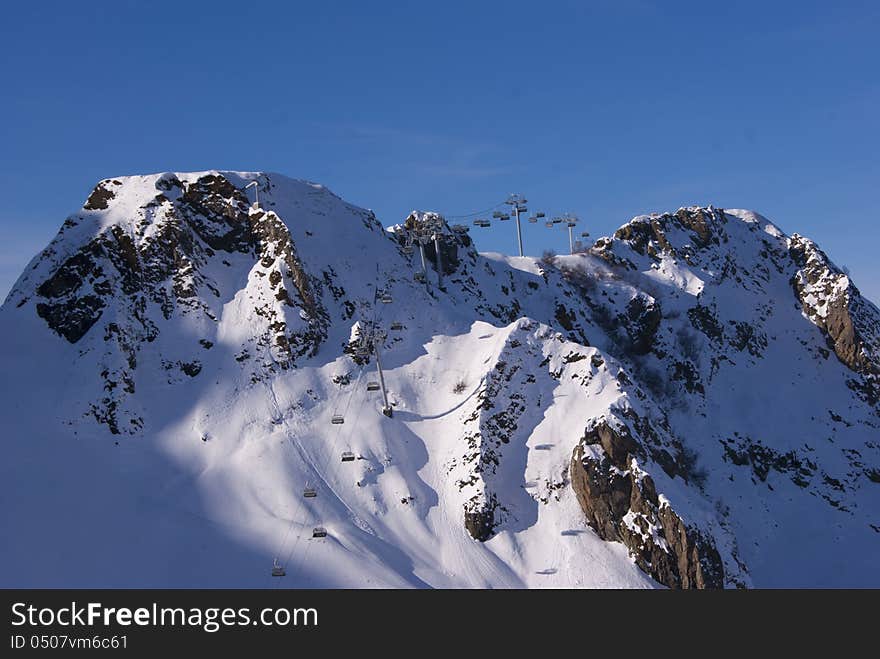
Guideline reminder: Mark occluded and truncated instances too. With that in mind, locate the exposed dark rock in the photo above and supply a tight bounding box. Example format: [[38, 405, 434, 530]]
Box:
[[582, 421, 641, 469], [672, 360, 704, 394], [36, 295, 105, 343], [687, 304, 723, 342], [789, 234, 880, 381], [571, 431, 725, 589], [720, 437, 817, 489], [464, 501, 497, 542], [554, 303, 576, 332], [622, 294, 661, 354], [83, 180, 118, 210], [36, 252, 95, 299], [728, 320, 767, 357], [180, 361, 202, 377]]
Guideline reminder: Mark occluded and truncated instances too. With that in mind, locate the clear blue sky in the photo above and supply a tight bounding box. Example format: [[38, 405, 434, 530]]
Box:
[[1, 0, 878, 302]]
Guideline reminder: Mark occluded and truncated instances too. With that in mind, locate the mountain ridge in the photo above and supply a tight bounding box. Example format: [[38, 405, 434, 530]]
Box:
[[1, 171, 877, 588]]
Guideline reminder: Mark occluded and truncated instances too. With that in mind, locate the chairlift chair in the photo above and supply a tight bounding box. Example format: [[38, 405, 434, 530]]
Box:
[[402, 245, 414, 255], [414, 271, 426, 283], [367, 381, 380, 392], [380, 294, 393, 304], [331, 414, 345, 425], [312, 527, 328, 538], [545, 221, 554, 228], [341, 451, 356, 462], [536, 212, 546, 218], [581, 231, 590, 238], [528, 216, 537, 223], [499, 214, 510, 221], [390, 321, 404, 330], [492, 211, 504, 218], [567, 221, 577, 227], [271, 559, 286, 577], [303, 487, 317, 498]]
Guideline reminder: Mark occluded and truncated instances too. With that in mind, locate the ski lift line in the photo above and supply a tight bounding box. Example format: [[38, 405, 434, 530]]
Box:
[[443, 199, 509, 220], [324, 364, 366, 483], [328, 343, 364, 419], [265, 385, 321, 583], [285, 522, 315, 583], [318, 363, 368, 500], [271, 268, 386, 579], [275, 363, 364, 580], [274, 268, 388, 579], [266, 356, 358, 581]]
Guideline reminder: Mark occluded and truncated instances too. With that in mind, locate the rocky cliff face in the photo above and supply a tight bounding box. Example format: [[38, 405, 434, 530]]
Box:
[[570, 425, 726, 589], [2, 178, 878, 589], [789, 234, 879, 403]]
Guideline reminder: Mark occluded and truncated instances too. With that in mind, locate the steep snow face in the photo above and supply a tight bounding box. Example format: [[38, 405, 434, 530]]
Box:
[[1, 180, 878, 588]]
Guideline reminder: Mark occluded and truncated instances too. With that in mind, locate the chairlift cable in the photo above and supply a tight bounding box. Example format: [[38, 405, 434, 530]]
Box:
[[271, 270, 392, 581], [443, 199, 509, 220]]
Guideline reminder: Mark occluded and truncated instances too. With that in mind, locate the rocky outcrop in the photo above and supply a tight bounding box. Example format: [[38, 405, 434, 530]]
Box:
[[570, 423, 725, 589], [83, 179, 121, 211], [621, 294, 661, 355], [789, 234, 879, 377], [399, 211, 465, 275], [464, 497, 499, 542], [609, 206, 726, 262]]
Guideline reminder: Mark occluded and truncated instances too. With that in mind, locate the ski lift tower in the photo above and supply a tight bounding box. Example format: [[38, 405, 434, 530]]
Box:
[[358, 319, 393, 418], [245, 180, 260, 209], [550, 213, 580, 254], [505, 193, 529, 257], [432, 229, 445, 289], [405, 212, 447, 289]]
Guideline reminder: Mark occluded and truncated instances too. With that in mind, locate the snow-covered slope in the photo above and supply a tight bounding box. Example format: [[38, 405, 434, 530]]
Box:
[[1, 173, 877, 588]]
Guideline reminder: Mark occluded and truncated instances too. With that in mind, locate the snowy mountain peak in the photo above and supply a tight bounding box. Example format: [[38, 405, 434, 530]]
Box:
[[1, 176, 878, 589]]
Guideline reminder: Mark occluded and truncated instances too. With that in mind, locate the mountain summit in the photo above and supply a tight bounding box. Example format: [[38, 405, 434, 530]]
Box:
[[2, 171, 878, 588]]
